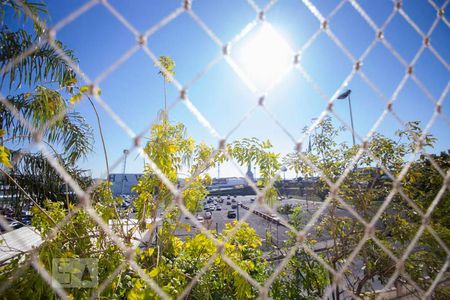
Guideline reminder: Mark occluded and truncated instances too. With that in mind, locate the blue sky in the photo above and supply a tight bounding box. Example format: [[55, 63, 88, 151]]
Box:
[[5, 0, 450, 179]]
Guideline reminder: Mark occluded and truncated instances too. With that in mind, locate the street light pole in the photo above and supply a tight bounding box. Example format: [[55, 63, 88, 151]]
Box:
[[347, 94, 356, 146], [337, 89, 355, 146]]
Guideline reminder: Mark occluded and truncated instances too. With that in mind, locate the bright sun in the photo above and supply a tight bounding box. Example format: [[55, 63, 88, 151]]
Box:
[[237, 23, 293, 91]]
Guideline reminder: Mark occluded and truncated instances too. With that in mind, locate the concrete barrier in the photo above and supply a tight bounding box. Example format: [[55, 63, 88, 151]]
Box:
[[239, 203, 287, 227]]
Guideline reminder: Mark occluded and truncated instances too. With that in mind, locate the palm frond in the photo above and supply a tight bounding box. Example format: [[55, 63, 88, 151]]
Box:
[[0, 28, 78, 91], [2, 87, 93, 164], [12, 152, 92, 206], [48, 112, 93, 164], [0, 0, 47, 24]]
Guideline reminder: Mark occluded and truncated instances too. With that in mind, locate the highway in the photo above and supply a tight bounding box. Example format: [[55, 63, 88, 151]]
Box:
[[171, 195, 330, 249]]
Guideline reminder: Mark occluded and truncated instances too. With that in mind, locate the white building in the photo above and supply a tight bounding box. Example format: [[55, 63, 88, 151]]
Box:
[[109, 174, 254, 196], [108, 173, 143, 196]]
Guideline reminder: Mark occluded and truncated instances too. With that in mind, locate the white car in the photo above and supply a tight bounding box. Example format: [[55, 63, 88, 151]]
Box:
[[196, 215, 204, 222], [270, 214, 280, 221]]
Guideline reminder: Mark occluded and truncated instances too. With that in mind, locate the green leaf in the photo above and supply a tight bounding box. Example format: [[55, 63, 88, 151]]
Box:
[[149, 267, 159, 278], [0, 146, 12, 168], [70, 93, 82, 104], [79, 85, 89, 93]]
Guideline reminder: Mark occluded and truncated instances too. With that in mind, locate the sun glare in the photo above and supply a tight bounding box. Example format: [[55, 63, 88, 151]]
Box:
[[237, 23, 293, 91]]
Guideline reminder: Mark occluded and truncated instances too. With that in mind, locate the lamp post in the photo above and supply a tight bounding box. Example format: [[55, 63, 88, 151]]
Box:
[[337, 89, 355, 146], [121, 149, 129, 195], [281, 166, 287, 181]]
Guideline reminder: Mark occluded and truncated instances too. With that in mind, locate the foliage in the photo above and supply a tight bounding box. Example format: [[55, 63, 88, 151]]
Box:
[[403, 151, 450, 229], [12, 152, 92, 205], [0, 145, 11, 168], [0, 2, 94, 218], [232, 138, 281, 205], [0, 27, 78, 91], [133, 117, 196, 228], [1, 56, 92, 165], [277, 203, 295, 215], [0, 183, 125, 300], [1, 4, 448, 297], [156, 55, 175, 82], [127, 221, 268, 299], [0, 1, 47, 26], [0, 128, 11, 167], [3, 87, 93, 163], [271, 205, 329, 299], [231, 138, 279, 180], [271, 249, 329, 300], [284, 116, 449, 298], [394, 151, 450, 297], [69, 85, 102, 105], [0, 1, 92, 157]]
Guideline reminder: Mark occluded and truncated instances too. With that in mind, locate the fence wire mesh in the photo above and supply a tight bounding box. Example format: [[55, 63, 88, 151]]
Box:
[[0, 0, 449, 299]]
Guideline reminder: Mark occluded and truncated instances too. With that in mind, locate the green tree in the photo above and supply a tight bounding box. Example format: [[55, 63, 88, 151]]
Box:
[[133, 118, 195, 229], [393, 151, 450, 298], [0, 183, 124, 299], [0, 1, 92, 160], [0, 2, 93, 212], [284, 117, 448, 298], [231, 138, 281, 206], [271, 205, 330, 299], [127, 221, 268, 299]]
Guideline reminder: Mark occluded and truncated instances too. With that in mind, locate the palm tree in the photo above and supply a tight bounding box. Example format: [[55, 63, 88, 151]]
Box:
[[0, 1, 94, 211], [1, 2, 93, 162]]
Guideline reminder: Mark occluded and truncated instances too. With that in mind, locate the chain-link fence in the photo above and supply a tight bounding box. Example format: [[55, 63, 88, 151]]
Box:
[[0, 0, 449, 299]]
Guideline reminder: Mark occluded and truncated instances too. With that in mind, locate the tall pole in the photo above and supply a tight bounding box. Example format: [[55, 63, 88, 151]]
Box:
[[121, 149, 129, 195], [337, 89, 355, 147], [348, 94, 356, 146]]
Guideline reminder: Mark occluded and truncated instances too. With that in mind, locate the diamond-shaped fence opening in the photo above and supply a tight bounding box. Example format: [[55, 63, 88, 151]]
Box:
[[0, 0, 449, 299], [333, 239, 398, 298], [402, 228, 450, 295]]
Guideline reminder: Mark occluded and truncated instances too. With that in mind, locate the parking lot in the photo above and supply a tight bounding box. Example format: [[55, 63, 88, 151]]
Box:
[[173, 195, 325, 247]]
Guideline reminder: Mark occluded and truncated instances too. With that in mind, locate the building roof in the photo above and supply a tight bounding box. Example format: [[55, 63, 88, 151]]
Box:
[[0, 227, 42, 263]]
